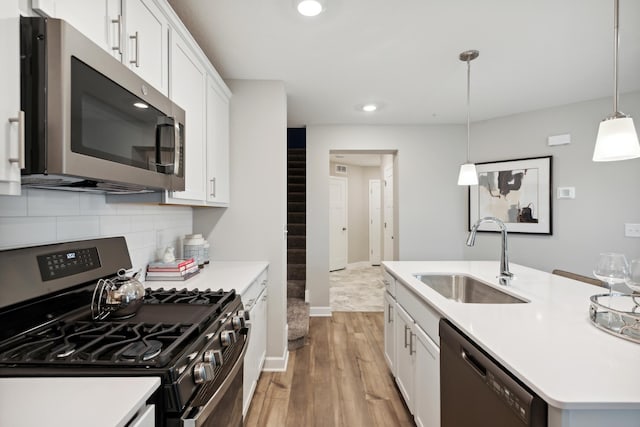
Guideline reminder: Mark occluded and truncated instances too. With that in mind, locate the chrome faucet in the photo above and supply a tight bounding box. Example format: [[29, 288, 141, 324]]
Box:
[[466, 217, 514, 284]]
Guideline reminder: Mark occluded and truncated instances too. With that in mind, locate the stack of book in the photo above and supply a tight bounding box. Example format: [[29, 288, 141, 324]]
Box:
[[146, 258, 200, 281]]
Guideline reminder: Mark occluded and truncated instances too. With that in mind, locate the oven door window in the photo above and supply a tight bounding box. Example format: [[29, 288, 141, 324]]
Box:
[[70, 57, 183, 176]]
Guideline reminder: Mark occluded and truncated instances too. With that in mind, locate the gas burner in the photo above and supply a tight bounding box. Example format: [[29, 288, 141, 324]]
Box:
[[144, 287, 233, 307], [122, 340, 163, 361]]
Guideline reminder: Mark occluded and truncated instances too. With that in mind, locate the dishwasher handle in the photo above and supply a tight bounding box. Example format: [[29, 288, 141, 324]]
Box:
[[461, 347, 486, 379]]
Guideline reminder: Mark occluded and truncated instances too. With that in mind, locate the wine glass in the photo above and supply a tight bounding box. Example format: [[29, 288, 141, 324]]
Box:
[[625, 259, 640, 295], [593, 253, 629, 326], [593, 252, 629, 294]]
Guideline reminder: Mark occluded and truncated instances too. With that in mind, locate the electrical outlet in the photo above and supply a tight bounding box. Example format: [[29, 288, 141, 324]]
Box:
[[624, 223, 640, 237]]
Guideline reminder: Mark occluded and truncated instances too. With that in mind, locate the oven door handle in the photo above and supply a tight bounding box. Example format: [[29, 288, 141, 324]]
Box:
[[181, 325, 250, 427]]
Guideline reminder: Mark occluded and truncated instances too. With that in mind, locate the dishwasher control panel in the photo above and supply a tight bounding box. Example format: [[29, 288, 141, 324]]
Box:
[[487, 371, 528, 423]]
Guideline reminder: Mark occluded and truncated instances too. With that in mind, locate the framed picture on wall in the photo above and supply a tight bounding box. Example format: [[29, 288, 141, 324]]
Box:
[[469, 156, 552, 235]]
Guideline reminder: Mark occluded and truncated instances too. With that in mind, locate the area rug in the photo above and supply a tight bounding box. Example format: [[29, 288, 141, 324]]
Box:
[[330, 262, 385, 312]]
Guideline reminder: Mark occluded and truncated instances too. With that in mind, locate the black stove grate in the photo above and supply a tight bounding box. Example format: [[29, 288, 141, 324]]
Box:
[[0, 319, 199, 367]]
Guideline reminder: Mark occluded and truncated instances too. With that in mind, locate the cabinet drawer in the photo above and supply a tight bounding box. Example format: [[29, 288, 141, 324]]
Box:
[[383, 269, 396, 297], [397, 282, 441, 345], [241, 269, 268, 309]]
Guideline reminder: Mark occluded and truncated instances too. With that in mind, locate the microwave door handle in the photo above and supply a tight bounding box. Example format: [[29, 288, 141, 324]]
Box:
[[173, 119, 181, 177]]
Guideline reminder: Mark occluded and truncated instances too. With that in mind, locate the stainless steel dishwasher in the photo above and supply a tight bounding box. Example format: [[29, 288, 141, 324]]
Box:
[[440, 319, 547, 427]]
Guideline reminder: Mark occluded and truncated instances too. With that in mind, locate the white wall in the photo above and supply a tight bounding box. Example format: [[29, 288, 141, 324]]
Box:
[[0, 189, 192, 272], [193, 80, 288, 369], [329, 162, 381, 263], [464, 91, 640, 276], [307, 125, 467, 311]]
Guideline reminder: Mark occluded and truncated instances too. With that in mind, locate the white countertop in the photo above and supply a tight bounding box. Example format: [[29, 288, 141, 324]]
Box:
[[0, 377, 160, 427], [383, 261, 640, 410], [144, 261, 268, 297]]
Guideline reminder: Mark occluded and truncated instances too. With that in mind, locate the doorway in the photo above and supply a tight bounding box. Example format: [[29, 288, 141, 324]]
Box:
[[328, 151, 396, 311]]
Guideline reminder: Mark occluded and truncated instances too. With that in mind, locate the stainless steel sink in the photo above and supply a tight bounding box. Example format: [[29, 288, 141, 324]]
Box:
[[414, 274, 527, 304]]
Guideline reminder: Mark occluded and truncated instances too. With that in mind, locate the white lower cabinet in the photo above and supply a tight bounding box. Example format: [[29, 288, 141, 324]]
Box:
[[386, 269, 441, 426], [383, 291, 396, 374], [242, 270, 268, 417], [414, 324, 440, 427], [395, 303, 415, 413]]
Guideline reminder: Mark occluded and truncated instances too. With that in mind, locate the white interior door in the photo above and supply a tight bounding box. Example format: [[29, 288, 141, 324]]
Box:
[[383, 165, 394, 261], [329, 176, 348, 271], [369, 179, 381, 266]]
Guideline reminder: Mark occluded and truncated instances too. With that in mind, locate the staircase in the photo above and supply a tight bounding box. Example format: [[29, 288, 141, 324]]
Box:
[[287, 144, 309, 350]]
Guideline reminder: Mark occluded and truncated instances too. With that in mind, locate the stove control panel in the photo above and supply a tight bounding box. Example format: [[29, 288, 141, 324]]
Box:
[[37, 247, 101, 281]]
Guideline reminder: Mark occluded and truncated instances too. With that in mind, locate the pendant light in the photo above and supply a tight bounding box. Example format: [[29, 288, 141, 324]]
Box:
[[458, 50, 479, 185], [593, 0, 640, 161]]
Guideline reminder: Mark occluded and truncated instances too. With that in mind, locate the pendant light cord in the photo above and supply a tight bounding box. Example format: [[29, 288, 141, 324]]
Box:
[[613, 0, 619, 114], [466, 58, 471, 162]]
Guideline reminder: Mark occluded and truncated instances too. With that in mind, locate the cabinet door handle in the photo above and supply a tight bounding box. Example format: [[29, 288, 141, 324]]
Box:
[[404, 325, 410, 348], [210, 177, 216, 197], [111, 15, 122, 54], [387, 304, 393, 323], [8, 111, 25, 169], [129, 31, 139, 67], [409, 332, 416, 355]]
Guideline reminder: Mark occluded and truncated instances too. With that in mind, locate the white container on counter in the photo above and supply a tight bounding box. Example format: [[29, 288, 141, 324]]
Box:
[[183, 234, 205, 267], [203, 240, 210, 265]]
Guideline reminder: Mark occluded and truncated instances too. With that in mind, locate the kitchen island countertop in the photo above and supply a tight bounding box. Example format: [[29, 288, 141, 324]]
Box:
[[383, 261, 640, 411]]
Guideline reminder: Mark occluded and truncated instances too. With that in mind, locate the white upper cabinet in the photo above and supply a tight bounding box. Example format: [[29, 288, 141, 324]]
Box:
[[205, 75, 230, 206], [36, 0, 168, 94], [123, 0, 168, 95], [27, 0, 231, 206], [166, 31, 207, 203], [33, 0, 121, 59], [0, 0, 22, 195]]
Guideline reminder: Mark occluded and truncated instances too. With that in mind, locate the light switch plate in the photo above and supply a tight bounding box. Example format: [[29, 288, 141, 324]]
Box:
[[557, 187, 575, 199], [548, 134, 571, 146], [624, 223, 640, 237]]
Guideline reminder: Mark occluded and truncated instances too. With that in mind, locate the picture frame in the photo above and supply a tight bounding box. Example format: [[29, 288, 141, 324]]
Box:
[[469, 156, 552, 235]]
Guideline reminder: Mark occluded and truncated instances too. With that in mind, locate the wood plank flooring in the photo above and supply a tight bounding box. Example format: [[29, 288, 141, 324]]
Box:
[[245, 312, 415, 427]]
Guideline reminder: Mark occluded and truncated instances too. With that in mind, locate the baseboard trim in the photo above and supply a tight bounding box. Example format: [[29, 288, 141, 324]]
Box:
[[263, 348, 289, 372], [262, 325, 289, 372], [310, 306, 332, 317]]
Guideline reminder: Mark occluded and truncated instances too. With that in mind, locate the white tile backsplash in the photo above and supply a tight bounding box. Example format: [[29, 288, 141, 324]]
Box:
[[0, 194, 27, 217], [100, 215, 132, 235], [79, 193, 119, 215], [0, 190, 193, 272], [27, 189, 80, 216], [57, 216, 100, 240], [0, 217, 57, 249]]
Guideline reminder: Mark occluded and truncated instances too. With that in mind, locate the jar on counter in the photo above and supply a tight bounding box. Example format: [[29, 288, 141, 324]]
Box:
[[203, 240, 210, 265], [183, 234, 205, 268]]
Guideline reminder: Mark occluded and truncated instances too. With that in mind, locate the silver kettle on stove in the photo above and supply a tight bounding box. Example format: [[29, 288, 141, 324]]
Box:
[[91, 269, 145, 320]]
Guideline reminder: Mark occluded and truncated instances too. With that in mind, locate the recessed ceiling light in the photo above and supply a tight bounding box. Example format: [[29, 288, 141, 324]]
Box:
[[362, 104, 378, 112], [133, 102, 149, 109], [296, 0, 325, 16]]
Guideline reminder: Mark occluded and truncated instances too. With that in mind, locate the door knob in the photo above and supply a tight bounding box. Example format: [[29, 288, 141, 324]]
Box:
[[342, 227, 347, 231]]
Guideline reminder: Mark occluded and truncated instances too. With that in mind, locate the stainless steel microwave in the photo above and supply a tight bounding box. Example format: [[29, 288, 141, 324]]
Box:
[[20, 17, 185, 193]]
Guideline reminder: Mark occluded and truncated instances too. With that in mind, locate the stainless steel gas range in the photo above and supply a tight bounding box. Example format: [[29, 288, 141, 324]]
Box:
[[0, 237, 248, 427]]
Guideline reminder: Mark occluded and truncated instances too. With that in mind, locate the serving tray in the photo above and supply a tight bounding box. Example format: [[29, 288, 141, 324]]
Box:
[[589, 293, 640, 344]]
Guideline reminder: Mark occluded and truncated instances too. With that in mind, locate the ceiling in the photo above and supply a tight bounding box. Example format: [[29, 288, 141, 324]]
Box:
[[167, 0, 640, 127]]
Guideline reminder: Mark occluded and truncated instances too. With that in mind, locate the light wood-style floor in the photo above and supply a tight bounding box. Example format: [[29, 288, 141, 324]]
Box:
[[245, 312, 415, 427]]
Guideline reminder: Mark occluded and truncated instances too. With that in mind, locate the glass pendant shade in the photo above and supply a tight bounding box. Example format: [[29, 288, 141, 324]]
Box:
[[593, 116, 640, 161], [457, 163, 478, 186]]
